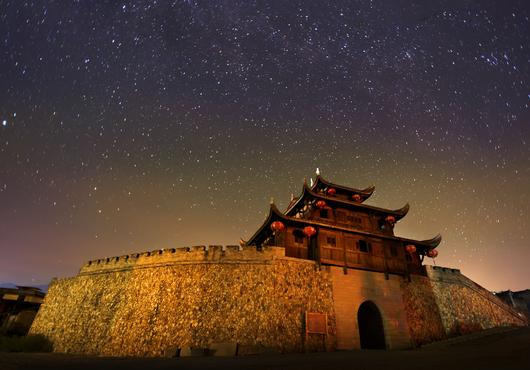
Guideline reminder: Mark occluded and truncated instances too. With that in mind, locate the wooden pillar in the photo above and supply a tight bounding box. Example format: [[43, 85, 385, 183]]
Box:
[[383, 244, 389, 280], [342, 232, 348, 274]]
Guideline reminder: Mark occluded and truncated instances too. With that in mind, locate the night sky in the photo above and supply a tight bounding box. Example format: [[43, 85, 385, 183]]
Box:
[[1, 1, 529, 291]]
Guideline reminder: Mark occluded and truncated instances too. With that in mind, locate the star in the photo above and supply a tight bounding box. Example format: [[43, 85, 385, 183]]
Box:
[[0, 0, 528, 292]]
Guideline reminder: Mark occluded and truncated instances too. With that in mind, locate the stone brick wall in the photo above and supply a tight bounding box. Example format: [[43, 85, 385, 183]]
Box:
[[30, 246, 336, 356], [330, 266, 412, 350], [426, 266, 528, 336]]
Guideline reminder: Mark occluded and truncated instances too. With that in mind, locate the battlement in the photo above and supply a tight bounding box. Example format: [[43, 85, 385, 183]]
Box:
[[425, 265, 462, 280], [80, 245, 289, 275]]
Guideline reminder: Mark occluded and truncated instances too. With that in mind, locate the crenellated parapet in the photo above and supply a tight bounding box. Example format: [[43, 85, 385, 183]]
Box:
[[31, 245, 336, 356], [80, 245, 290, 275]]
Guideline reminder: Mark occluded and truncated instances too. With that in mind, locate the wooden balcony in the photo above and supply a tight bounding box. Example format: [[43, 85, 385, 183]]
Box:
[[319, 245, 412, 276]]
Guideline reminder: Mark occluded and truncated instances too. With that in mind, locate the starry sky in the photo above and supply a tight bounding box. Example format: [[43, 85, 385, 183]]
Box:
[[1, 0, 529, 291]]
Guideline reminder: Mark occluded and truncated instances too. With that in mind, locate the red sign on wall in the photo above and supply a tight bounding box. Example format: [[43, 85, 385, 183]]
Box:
[[306, 312, 327, 335]]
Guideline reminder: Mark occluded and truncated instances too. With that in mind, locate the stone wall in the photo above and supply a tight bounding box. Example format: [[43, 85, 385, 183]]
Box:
[[30, 246, 528, 356], [30, 246, 336, 356], [426, 266, 528, 336], [400, 275, 446, 346]]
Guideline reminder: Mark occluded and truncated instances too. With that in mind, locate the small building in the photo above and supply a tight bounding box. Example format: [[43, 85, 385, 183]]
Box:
[[495, 290, 530, 319], [1, 285, 45, 335]]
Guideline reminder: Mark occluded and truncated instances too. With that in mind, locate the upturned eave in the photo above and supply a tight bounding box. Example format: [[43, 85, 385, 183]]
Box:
[[247, 203, 441, 251], [286, 182, 409, 221]]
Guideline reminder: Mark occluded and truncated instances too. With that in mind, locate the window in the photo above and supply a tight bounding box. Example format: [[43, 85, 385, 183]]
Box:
[[326, 237, 336, 246], [293, 230, 304, 244], [320, 209, 328, 218], [358, 240, 371, 253]]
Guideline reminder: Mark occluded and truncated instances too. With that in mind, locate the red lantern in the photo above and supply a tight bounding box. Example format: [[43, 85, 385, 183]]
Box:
[[385, 215, 396, 224], [270, 221, 285, 232], [427, 249, 438, 258], [327, 188, 337, 196], [405, 244, 416, 253], [316, 200, 327, 209], [303, 226, 317, 237], [352, 194, 362, 202]]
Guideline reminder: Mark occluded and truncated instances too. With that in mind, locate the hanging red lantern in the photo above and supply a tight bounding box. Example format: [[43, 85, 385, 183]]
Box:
[[303, 226, 317, 237], [270, 221, 285, 232], [427, 249, 438, 258], [327, 188, 337, 196], [352, 194, 362, 202], [316, 200, 327, 209], [405, 244, 416, 253], [385, 215, 396, 224]]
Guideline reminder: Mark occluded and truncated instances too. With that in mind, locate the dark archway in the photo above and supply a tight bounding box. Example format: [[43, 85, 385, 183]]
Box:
[[357, 301, 386, 349]]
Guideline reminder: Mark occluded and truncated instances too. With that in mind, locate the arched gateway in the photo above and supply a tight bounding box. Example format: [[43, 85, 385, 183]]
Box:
[[358, 301, 386, 349]]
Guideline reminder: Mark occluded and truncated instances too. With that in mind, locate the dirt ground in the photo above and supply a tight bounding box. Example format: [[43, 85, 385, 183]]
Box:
[[1, 326, 529, 370]]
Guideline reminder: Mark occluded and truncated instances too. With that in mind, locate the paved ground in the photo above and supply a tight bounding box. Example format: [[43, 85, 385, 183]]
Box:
[[1, 327, 529, 370]]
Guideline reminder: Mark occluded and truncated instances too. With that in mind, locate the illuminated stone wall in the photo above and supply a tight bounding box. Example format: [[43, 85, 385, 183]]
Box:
[[400, 275, 446, 346], [30, 247, 527, 357], [30, 246, 336, 356], [426, 266, 527, 336]]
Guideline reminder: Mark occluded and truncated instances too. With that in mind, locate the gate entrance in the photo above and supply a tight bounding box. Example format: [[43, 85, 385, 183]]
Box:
[[357, 301, 386, 349]]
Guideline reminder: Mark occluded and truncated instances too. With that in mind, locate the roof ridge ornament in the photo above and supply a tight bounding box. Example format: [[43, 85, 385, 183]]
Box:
[[316, 167, 321, 175], [310, 178, 314, 187]]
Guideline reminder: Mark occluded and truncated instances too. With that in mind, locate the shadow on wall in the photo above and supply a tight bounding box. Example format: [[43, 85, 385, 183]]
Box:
[[0, 334, 53, 352], [452, 322, 484, 336]]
